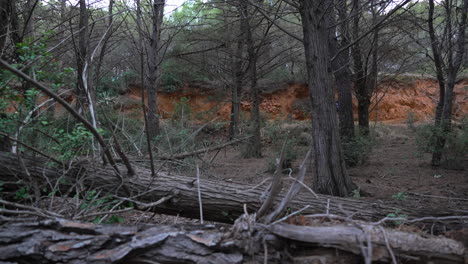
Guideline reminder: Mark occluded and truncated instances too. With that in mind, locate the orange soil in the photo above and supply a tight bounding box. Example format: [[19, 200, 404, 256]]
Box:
[[116, 79, 467, 122], [28, 78, 466, 122]]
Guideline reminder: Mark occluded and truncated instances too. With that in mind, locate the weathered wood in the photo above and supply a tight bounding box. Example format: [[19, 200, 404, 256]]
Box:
[[0, 151, 465, 227], [0, 218, 465, 263], [269, 223, 465, 263]]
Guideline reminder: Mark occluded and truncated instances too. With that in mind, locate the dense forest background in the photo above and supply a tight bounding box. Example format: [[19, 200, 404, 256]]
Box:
[[0, 1, 467, 262]]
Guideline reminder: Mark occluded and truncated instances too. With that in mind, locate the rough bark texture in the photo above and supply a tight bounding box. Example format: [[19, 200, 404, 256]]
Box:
[[351, 0, 380, 136], [1, 150, 463, 228], [0, 218, 464, 263], [229, 8, 245, 140], [147, 0, 165, 140], [429, 0, 468, 166], [332, 0, 355, 142], [300, 0, 355, 196], [0, 0, 21, 61], [95, 0, 114, 87], [75, 0, 89, 113], [240, 0, 262, 157]]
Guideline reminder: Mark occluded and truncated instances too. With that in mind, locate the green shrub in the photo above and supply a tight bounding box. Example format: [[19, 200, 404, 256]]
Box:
[[342, 134, 375, 167], [405, 111, 418, 130], [415, 117, 467, 170]]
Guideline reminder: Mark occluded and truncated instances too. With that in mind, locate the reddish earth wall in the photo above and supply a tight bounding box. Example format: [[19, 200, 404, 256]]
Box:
[[43, 78, 468, 123]]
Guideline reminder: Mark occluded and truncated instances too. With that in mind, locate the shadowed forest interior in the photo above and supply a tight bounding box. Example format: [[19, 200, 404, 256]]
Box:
[[0, 0, 467, 263]]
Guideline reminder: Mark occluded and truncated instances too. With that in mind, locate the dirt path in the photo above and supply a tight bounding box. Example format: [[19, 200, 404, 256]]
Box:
[[349, 124, 468, 213]]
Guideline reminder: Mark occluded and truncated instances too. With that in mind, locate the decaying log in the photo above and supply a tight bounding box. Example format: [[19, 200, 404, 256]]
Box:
[[269, 222, 465, 263], [0, 151, 466, 226], [0, 217, 465, 263]]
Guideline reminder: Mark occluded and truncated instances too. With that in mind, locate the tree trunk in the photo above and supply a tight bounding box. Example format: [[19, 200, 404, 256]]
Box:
[[428, 0, 446, 126], [0, 151, 463, 227], [23, 0, 37, 39], [430, 0, 468, 166], [299, 0, 355, 196], [330, 0, 355, 142], [94, 0, 114, 88], [75, 0, 89, 113], [351, 0, 369, 136], [0, 218, 464, 264], [147, 0, 165, 140], [229, 13, 244, 140], [240, 0, 261, 157]]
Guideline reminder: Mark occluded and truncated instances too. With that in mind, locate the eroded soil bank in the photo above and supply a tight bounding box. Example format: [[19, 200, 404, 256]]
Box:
[[100, 77, 467, 122]]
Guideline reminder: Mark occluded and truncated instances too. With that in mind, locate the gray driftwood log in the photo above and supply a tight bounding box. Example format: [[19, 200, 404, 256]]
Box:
[[0, 217, 465, 263], [0, 151, 465, 227]]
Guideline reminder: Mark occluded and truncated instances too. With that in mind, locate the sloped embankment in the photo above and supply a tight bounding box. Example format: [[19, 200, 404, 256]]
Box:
[[112, 78, 468, 122]]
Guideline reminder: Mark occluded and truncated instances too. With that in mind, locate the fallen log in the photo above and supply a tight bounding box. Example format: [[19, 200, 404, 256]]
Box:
[[0, 151, 465, 226], [0, 217, 465, 263]]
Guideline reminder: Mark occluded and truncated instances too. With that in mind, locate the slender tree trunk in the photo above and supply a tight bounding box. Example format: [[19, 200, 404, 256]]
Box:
[[95, 0, 114, 88], [428, 0, 446, 126], [23, 0, 37, 40], [229, 12, 244, 140], [75, 0, 89, 113], [430, 0, 468, 166], [351, 0, 370, 136], [299, 0, 355, 196], [147, 0, 165, 140], [241, 0, 261, 157], [0, 0, 21, 61], [330, 0, 355, 142]]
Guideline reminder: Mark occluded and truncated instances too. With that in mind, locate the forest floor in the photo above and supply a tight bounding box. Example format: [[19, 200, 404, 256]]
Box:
[[121, 122, 468, 232]]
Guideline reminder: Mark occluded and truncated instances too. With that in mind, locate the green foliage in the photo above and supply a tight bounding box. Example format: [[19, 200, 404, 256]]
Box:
[[160, 59, 209, 91], [78, 189, 131, 224], [0, 35, 75, 156], [15, 186, 29, 200], [172, 97, 192, 122], [51, 123, 96, 161], [386, 209, 408, 226], [405, 111, 418, 130], [352, 189, 361, 199], [342, 134, 375, 167], [97, 70, 137, 96], [264, 67, 291, 82], [414, 118, 467, 169], [261, 121, 305, 171], [392, 192, 407, 201]]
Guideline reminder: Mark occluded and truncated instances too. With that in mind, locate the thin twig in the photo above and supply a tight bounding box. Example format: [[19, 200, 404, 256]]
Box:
[[379, 226, 398, 264], [196, 164, 204, 224], [269, 205, 311, 226]]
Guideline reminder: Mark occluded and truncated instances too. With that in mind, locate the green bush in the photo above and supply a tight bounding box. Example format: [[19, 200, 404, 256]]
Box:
[[342, 134, 375, 167], [415, 117, 467, 170], [261, 121, 306, 172]]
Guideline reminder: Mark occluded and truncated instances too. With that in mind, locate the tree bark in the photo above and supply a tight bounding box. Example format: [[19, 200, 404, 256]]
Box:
[[240, 0, 262, 157], [0, 151, 463, 227], [0, 215, 464, 263], [147, 0, 165, 140], [428, 0, 446, 126], [75, 0, 89, 113], [430, 0, 468, 166], [351, 0, 370, 136], [94, 0, 114, 88], [229, 6, 245, 140], [22, 0, 37, 40], [299, 0, 355, 196], [351, 0, 380, 136], [332, 0, 355, 142]]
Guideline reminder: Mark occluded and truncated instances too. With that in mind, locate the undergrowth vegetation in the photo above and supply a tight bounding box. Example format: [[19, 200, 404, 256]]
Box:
[[414, 116, 467, 170]]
